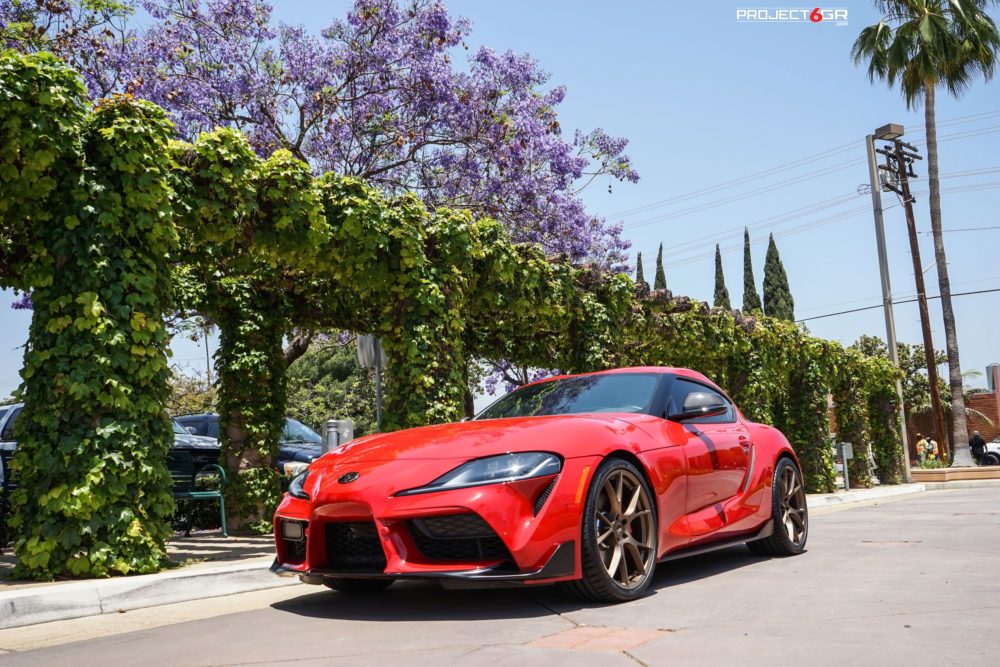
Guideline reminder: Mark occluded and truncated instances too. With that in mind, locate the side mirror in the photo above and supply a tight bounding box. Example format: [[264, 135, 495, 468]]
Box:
[[669, 392, 729, 422], [186, 426, 198, 435]]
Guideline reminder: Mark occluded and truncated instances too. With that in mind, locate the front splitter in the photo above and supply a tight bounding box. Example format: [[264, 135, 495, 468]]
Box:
[[270, 540, 576, 587]]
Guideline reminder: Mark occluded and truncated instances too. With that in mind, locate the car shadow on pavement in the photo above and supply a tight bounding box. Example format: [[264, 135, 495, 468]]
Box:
[[270, 545, 772, 622]]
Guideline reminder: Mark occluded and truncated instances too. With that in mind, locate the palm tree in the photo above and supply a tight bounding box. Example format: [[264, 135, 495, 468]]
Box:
[[852, 0, 1000, 466]]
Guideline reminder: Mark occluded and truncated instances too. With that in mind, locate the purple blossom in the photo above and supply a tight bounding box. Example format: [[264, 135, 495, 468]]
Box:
[[483, 360, 560, 396], [1, 0, 637, 269], [11, 291, 32, 310]]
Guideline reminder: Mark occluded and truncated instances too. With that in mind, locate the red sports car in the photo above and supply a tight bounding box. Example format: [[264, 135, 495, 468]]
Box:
[[271, 367, 809, 602]]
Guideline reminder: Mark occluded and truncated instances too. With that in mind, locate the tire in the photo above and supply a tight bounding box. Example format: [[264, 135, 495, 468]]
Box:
[[747, 457, 808, 557], [564, 458, 658, 603], [323, 577, 395, 593], [984, 453, 1000, 466]]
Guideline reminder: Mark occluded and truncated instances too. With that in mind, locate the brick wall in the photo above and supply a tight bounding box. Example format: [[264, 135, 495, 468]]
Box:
[[966, 392, 1000, 441], [906, 390, 1000, 457]]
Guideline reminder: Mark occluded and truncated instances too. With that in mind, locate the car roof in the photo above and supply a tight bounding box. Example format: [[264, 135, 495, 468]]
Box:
[[522, 366, 717, 390]]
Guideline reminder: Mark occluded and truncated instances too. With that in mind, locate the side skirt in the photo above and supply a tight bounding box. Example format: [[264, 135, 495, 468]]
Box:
[[660, 520, 773, 563]]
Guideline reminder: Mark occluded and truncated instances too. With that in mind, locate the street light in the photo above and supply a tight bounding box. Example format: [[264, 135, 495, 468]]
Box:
[[865, 124, 911, 482], [874, 123, 905, 141]]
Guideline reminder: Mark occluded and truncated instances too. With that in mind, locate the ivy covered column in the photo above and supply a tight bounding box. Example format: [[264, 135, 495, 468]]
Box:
[[213, 281, 289, 533], [8, 90, 178, 577], [865, 358, 905, 484], [833, 350, 875, 488], [380, 207, 475, 429], [784, 342, 836, 493]]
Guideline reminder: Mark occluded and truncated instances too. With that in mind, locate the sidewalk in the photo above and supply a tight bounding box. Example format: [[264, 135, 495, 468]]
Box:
[[0, 481, 979, 631], [0, 533, 297, 630]]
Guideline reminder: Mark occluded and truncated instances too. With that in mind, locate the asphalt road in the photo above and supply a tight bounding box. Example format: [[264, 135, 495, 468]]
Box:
[[1, 487, 998, 667]]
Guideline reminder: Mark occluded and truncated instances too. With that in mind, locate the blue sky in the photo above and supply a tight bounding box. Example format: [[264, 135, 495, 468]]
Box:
[[2, 1, 998, 399]]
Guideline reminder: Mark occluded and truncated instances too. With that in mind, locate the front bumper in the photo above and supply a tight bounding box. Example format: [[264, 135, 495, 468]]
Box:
[[271, 455, 599, 587], [270, 539, 576, 587]]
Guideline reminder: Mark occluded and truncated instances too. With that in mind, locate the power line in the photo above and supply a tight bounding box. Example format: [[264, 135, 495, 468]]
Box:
[[628, 173, 1000, 266], [623, 158, 862, 230], [919, 225, 1000, 234], [607, 143, 858, 219], [796, 287, 1000, 323], [796, 273, 1000, 316], [619, 123, 1000, 241], [602, 107, 1000, 221]]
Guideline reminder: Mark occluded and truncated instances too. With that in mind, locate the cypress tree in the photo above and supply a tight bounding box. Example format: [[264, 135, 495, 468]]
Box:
[[763, 233, 795, 321], [742, 227, 762, 313], [653, 242, 667, 290], [635, 252, 649, 290], [714, 244, 731, 310]]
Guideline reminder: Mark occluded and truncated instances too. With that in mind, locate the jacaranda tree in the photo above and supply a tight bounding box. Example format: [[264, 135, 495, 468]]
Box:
[[0, 0, 638, 267], [0, 0, 641, 509]]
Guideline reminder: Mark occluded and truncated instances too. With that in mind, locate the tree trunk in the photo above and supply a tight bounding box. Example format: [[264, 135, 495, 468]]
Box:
[[924, 83, 972, 467], [283, 330, 314, 367]]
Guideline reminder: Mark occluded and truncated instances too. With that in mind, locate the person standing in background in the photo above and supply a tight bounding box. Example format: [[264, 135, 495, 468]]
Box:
[[970, 431, 987, 465]]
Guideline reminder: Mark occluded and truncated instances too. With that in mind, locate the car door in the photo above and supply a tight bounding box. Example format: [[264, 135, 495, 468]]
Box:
[[665, 378, 750, 530]]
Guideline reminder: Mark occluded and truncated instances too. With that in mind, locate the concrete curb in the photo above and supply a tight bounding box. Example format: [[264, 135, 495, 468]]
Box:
[[921, 478, 1000, 490], [805, 483, 927, 509], [0, 556, 298, 631]]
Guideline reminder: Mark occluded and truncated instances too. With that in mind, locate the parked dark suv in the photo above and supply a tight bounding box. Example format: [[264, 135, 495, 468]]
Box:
[[174, 413, 322, 475], [0, 403, 221, 475]]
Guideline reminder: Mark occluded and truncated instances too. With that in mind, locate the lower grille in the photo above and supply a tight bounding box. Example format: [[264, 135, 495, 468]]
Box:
[[282, 537, 306, 564], [324, 521, 387, 570], [408, 513, 512, 562]]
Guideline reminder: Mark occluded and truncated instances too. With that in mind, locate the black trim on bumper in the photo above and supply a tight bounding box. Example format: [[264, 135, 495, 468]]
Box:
[[272, 540, 577, 586]]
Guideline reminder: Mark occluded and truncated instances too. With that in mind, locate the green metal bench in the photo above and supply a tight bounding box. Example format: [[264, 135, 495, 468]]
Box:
[[167, 449, 228, 538], [0, 449, 228, 543]]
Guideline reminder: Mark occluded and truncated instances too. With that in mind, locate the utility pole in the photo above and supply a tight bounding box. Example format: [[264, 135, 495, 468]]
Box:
[[876, 136, 949, 463], [866, 126, 911, 481]]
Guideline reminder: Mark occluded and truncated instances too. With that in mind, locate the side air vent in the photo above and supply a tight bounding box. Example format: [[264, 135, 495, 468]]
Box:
[[533, 476, 559, 516]]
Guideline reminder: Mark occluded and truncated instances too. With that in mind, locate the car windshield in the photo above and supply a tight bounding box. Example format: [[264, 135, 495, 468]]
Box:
[[171, 419, 187, 435], [281, 418, 322, 444], [476, 373, 661, 420]]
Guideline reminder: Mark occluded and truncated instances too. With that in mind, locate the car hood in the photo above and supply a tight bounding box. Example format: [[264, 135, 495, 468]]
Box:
[[313, 413, 641, 469], [279, 441, 323, 462], [173, 433, 218, 449]]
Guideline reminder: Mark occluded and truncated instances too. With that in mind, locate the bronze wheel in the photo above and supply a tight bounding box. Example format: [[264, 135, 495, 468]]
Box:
[[748, 457, 808, 557], [566, 458, 658, 602]]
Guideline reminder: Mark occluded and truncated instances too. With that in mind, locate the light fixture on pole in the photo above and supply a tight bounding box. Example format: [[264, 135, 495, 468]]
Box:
[[874, 123, 904, 141], [865, 123, 911, 482]]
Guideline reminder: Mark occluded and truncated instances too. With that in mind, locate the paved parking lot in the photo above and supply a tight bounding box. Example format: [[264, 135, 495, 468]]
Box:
[[1, 487, 998, 666]]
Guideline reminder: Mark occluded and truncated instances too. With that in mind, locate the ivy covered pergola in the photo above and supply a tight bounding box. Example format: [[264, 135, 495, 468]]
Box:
[[1, 52, 902, 579]]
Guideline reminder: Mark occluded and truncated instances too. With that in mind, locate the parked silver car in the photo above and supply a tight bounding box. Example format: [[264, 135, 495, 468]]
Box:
[[984, 437, 1000, 466]]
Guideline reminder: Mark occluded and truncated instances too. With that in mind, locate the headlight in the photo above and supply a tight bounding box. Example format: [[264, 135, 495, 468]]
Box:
[[397, 452, 561, 496], [284, 461, 309, 477], [288, 470, 310, 499]]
